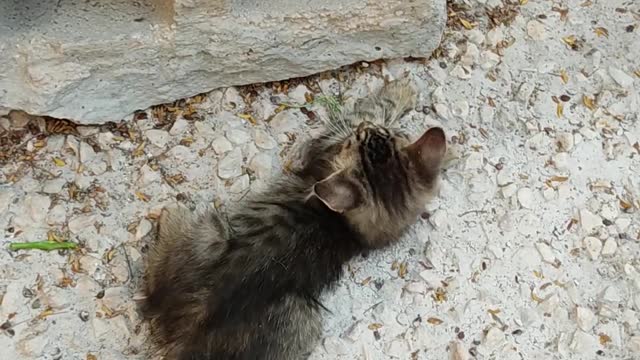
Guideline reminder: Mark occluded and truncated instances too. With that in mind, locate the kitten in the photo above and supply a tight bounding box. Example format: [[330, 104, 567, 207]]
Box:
[[141, 80, 447, 360]]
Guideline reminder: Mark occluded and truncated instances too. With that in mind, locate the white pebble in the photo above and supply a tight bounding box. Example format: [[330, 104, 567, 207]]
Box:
[[600, 286, 622, 303], [248, 153, 273, 179], [527, 20, 547, 40], [555, 132, 574, 152], [194, 121, 215, 137], [601, 238, 617, 256], [47, 204, 66, 225], [449, 341, 469, 360], [226, 128, 251, 144], [628, 336, 640, 353], [486, 27, 504, 47], [385, 339, 409, 358], [137, 164, 161, 187], [135, 219, 153, 240], [583, 236, 602, 260], [68, 215, 96, 234], [169, 118, 189, 136], [608, 66, 635, 88], [451, 64, 471, 79], [145, 129, 170, 148], [229, 174, 250, 194], [429, 209, 449, 230], [451, 100, 470, 119], [465, 152, 484, 170], [600, 203, 618, 221], [42, 178, 66, 194], [535, 242, 557, 263], [217, 148, 244, 179], [467, 28, 485, 44], [569, 330, 598, 354], [323, 336, 349, 356], [254, 129, 277, 150], [434, 103, 450, 120], [579, 209, 602, 233], [211, 136, 233, 154], [404, 282, 427, 294], [517, 187, 535, 209], [552, 152, 571, 171], [287, 84, 310, 104], [575, 307, 597, 331], [482, 327, 504, 351], [270, 109, 300, 134]]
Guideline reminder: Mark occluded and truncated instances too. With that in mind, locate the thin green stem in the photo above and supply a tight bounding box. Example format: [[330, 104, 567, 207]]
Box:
[[9, 241, 77, 252]]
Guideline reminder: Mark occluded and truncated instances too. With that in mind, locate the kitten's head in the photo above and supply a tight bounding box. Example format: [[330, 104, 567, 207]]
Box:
[[310, 121, 446, 248]]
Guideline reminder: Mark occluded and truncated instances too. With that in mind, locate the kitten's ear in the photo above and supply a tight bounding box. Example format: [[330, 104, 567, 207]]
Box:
[[313, 172, 362, 213], [406, 127, 447, 173]]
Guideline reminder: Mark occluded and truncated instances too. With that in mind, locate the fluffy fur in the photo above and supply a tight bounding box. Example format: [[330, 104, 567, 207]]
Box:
[[141, 80, 447, 360]]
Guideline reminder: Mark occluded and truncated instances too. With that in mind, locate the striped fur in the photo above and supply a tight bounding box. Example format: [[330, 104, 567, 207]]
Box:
[[141, 80, 446, 359]]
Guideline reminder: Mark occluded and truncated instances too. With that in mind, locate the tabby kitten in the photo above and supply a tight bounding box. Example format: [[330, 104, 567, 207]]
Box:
[[141, 80, 447, 360]]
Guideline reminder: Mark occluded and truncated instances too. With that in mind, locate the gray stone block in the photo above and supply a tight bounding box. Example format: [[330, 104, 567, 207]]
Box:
[[0, 0, 446, 124]]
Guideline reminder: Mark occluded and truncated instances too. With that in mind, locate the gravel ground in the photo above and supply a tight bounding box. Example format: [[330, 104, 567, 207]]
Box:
[[1, 0, 639, 359]]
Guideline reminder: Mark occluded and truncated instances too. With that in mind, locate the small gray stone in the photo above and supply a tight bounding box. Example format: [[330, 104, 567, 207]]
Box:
[[608, 66, 635, 88], [269, 109, 301, 134], [169, 118, 189, 136], [217, 148, 243, 179], [211, 137, 233, 155], [580, 209, 602, 233], [229, 175, 251, 194], [569, 330, 597, 354], [535, 242, 557, 264], [47, 204, 66, 225], [517, 187, 535, 209], [576, 307, 596, 331], [254, 129, 277, 150], [135, 219, 153, 241], [42, 178, 66, 194], [226, 128, 251, 144], [583, 236, 602, 260], [145, 129, 170, 148], [601, 238, 617, 256], [68, 215, 96, 234], [77, 126, 100, 137], [248, 153, 273, 179]]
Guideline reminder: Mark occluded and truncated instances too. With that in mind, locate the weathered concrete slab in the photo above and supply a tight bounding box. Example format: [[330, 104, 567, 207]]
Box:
[[0, 0, 446, 124]]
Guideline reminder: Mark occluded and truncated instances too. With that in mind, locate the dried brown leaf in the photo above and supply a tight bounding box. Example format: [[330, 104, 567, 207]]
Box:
[[549, 175, 569, 182], [556, 102, 564, 118], [238, 113, 257, 125], [135, 191, 150, 202], [368, 323, 383, 330], [582, 95, 596, 110], [132, 142, 145, 157], [398, 262, 408, 278], [426, 317, 443, 325], [432, 287, 447, 303], [560, 69, 569, 84], [594, 27, 609, 38], [619, 199, 633, 210], [360, 276, 372, 286], [599, 333, 611, 345], [52, 157, 66, 167], [459, 18, 475, 30]]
